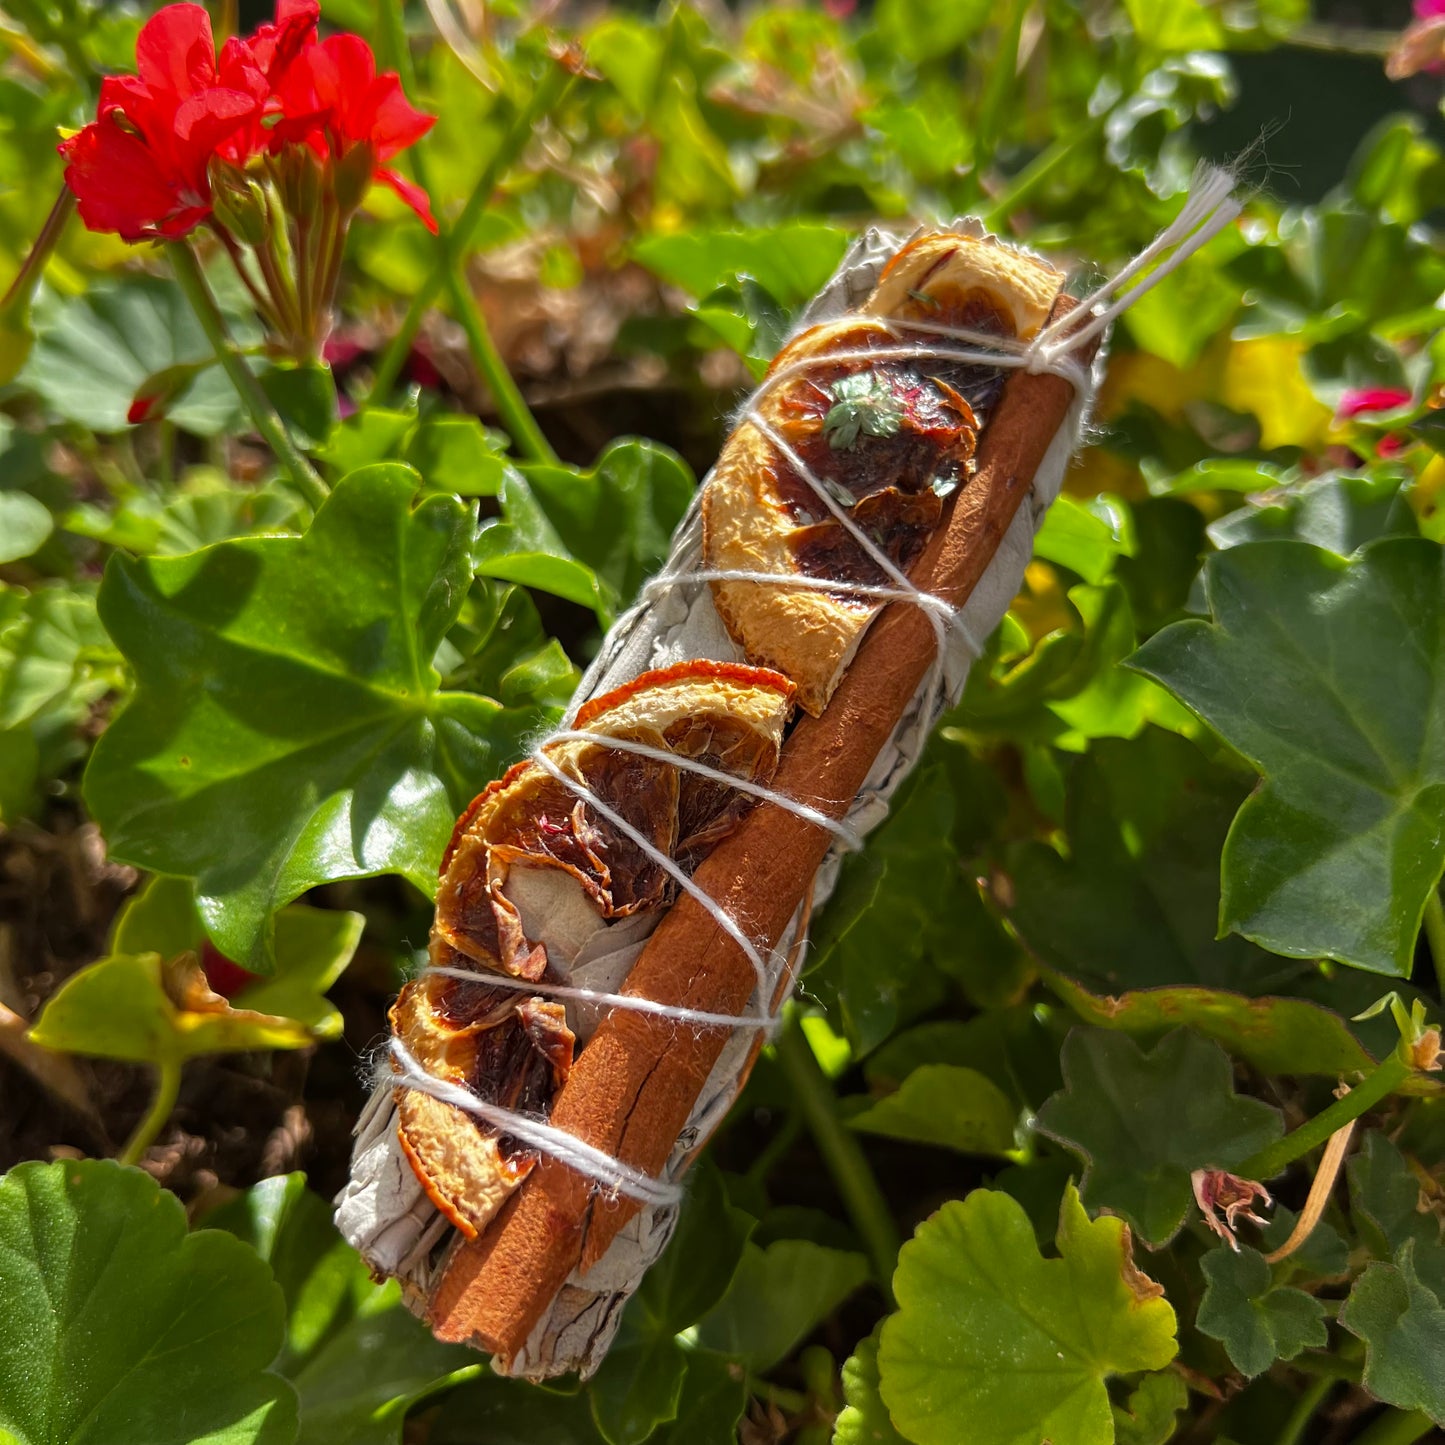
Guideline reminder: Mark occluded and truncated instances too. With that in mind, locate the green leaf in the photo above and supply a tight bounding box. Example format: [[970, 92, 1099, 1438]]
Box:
[[1033, 495, 1134, 586], [21, 277, 248, 436], [589, 1334, 688, 1445], [1348, 1130, 1444, 1259], [654, 1352, 747, 1445], [1004, 731, 1305, 994], [1035, 1028, 1283, 1246], [205, 1174, 372, 1371], [432, 1378, 605, 1445], [288, 1292, 480, 1445], [874, 0, 990, 62], [1043, 973, 1378, 1078], [849, 1064, 1019, 1158], [1339, 1242, 1445, 1424], [0, 582, 114, 730], [1196, 1246, 1328, 1377], [632, 222, 850, 310], [695, 1239, 869, 1371], [810, 760, 1025, 1053], [406, 414, 506, 496], [83, 466, 541, 970], [834, 1325, 912, 1445], [0, 490, 52, 563], [877, 1184, 1178, 1445], [260, 362, 339, 452], [1207, 471, 1416, 557], [0, 1159, 297, 1445], [1130, 538, 1445, 976], [108, 875, 363, 1038], [318, 406, 416, 475], [638, 1162, 755, 1333], [1111, 1370, 1188, 1445], [208, 1175, 480, 1443]]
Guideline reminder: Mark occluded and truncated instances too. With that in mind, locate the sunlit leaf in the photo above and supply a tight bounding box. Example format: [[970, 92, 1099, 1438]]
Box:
[[877, 1185, 1177, 1445], [83, 466, 542, 970], [0, 1159, 296, 1445]]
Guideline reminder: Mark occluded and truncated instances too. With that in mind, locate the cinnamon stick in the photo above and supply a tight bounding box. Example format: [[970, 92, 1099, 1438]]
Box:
[[429, 296, 1095, 1361]]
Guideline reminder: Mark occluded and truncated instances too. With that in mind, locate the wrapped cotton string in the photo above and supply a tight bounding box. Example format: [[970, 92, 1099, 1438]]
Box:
[[390, 170, 1243, 1213], [545, 730, 863, 849], [422, 964, 784, 1033], [527, 747, 781, 1024], [388, 1038, 683, 1208]]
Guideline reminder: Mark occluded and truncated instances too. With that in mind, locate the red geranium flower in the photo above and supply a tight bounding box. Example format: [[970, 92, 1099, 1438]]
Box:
[[272, 32, 437, 231], [59, 3, 262, 241], [216, 0, 320, 164]]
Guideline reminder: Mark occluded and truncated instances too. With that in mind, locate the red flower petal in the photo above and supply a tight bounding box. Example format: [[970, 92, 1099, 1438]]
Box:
[[59, 119, 202, 241], [134, 2, 217, 100], [367, 73, 436, 161], [376, 165, 437, 233]]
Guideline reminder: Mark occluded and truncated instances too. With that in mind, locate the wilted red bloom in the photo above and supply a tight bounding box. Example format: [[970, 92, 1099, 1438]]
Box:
[[59, 3, 262, 240], [1337, 386, 1412, 420], [272, 32, 437, 230], [1192, 1168, 1272, 1250]]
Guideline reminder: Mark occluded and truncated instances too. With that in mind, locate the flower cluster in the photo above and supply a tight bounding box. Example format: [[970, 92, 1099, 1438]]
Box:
[[59, 1, 435, 359], [60, 1, 435, 242]]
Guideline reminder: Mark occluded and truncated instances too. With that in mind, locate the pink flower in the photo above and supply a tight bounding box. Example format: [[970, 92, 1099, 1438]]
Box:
[[1336, 386, 1412, 420]]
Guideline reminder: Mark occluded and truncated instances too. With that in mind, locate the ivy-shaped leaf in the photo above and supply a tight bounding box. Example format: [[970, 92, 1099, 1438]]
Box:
[[1196, 1246, 1328, 1377], [1130, 538, 1445, 976], [877, 1184, 1178, 1445], [1035, 1028, 1283, 1246], [1003, 730, 1306, 995], [475, 440, 692, 626], [1111, 1370, 1189, 1445], [1348, 1130, 1444, 1259], [0, 1159, 297, 1445], [588, 1164, 753, 1445], [695, 1238, 868, 1372], [1339, 1241, 1445, 1425], [83, 466, 543, 970]]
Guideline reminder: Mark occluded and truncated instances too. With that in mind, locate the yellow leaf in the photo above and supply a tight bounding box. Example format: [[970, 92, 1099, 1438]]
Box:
[[1220, 338, 1332, 451]]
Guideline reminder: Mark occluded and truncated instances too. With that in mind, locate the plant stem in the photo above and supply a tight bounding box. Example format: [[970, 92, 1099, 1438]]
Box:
[[117, 1057, 182, 1166], [2, 184, 73, 309], [445, 261, 555, 463], [1422, 890, 1445, 999], [1238, 1051, 1414, 1182], [974, 0, 1028, 179], [774, 1007, 901, 1305], [1350, 1410, 1438, 1445], [365, 61, 570, 407], [1277, 1376, 1335, 1445], [168, 242, 328, 511], [983, 115, 1105, 231]]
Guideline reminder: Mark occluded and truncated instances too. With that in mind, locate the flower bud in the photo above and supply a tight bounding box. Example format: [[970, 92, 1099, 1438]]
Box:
[[210, 169, 270, 249], [332, 141, 376, 217]]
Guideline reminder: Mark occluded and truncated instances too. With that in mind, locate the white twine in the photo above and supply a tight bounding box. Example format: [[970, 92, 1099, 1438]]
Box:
[[422, 964, 782, 1034], [547, 729, 863, 849], [391, 168, 1241, 1205], [388, 1037, 684, 1207]]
